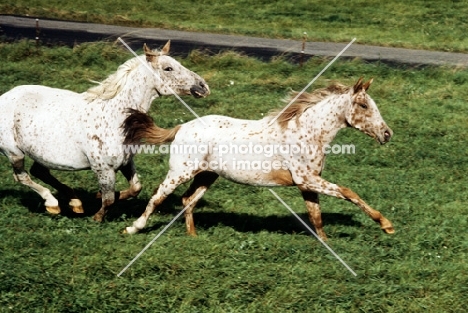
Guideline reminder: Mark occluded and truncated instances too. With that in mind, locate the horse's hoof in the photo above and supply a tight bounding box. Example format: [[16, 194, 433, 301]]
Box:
[[382, 226, 395, 234], [69, 199, 84, 214], [124, 226, 138, 234], [46, 206, 61, 214], [72, 206, 84, 214], [317, 233, 328, 241], [380, 217, 395, 234], [92, 214, 103, 222]]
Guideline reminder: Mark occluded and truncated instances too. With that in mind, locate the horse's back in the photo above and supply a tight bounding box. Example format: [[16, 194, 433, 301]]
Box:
[[167, 114, 294, 186], [1, 85, 84, 133], [0, 85, 81, 114], [177, 114, 267, 141]]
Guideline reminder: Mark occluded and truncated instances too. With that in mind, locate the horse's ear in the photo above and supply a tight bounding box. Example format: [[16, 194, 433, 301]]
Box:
[[362, 78, 374, 91], [352, 77, 364, 94], [144, 43, 157, 62], [161, 40, 171, 55]]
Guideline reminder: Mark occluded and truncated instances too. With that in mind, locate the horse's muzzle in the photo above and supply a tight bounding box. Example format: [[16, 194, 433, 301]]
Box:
[[190, 81, 210, 98]]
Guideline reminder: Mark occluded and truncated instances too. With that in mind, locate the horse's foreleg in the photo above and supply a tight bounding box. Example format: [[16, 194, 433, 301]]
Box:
[[124, 169, 195, 235], [30, 162, 84, 213], [298, 178, 394, 235], [301, 191, 327, 240], [9, 156, 60, 214], [92, 169, 116, 222], [339, 186, 394, 234], [124, 185, 170, 234], [95, 160, 141, 201], [181, 171, 219, 236]]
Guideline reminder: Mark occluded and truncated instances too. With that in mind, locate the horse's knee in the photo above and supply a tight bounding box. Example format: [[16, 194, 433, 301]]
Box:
[[103, 198, 115, 207], [14, 171, 32, 184], [12, 172, 21, 182]]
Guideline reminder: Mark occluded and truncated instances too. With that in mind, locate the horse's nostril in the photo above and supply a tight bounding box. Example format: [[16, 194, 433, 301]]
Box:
[[384, 130, 391, 141], [199, 81, 210, 95]]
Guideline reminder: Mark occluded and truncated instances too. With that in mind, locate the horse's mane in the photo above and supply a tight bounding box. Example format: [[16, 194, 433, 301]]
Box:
[[269, 82, 351, 129], [84, 57, 142, 101]]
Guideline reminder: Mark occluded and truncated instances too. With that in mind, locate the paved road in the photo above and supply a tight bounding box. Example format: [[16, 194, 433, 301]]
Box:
[[1, 14, 468, 67]]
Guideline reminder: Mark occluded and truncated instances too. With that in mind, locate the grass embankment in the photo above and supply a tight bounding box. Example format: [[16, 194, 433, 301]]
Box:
[[0, 41, 467, 312]]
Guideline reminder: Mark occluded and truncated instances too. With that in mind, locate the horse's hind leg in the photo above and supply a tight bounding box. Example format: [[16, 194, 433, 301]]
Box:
[[8, 155, 61, 214], [117, 159, 142, 200], [30, 162, 84, 213], [301, 191, 327, 240], [181, 171, 219, 236]]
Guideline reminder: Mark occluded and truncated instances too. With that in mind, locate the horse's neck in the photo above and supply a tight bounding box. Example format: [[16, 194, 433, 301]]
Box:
[[299, 95, 349, 145], [107, 65, 158, 113]]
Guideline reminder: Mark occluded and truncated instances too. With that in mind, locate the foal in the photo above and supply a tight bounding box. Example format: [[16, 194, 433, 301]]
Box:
[[123, 78, 394, 240]]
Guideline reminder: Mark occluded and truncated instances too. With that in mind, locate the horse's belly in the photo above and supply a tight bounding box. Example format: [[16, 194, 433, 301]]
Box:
[[223, 171, 294, 187], [29, 150, 90, 170], [15, 118, 89, 170], [22, 142, 90, 170], [15, 128, 91, 170]]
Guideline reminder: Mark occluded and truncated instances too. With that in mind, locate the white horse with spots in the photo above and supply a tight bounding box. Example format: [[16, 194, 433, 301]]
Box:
[[0, 41, 210, 221], [123, 78, 394, 240]]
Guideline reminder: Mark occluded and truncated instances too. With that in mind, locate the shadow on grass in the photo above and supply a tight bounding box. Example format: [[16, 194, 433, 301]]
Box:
[[138, 196, 362, 237], [0, 188, 149, 219], [159, 211, 359, 235], [1, 189, 361, 237]]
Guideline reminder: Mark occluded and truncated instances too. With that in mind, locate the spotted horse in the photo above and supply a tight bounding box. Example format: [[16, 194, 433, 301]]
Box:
[[123, 77, 394, 240], [0, 41, 210, 221]]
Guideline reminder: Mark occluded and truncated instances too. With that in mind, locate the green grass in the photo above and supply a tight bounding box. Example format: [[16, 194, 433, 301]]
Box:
[[2, 0, 468, 52], [1, 40, 468, 312]]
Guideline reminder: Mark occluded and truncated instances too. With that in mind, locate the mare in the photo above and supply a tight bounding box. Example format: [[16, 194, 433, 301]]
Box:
[[0, 41, 210, 221], [122, 78, 394, 240]]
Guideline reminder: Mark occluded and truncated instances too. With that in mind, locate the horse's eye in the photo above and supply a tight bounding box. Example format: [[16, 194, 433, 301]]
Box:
[[164, 67, 173, 71], [359, 103, 368, 109]]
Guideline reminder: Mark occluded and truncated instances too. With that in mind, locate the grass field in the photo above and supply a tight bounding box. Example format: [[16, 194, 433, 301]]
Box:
[[2, 1, 468, 52], [0, 40, 467, 312]]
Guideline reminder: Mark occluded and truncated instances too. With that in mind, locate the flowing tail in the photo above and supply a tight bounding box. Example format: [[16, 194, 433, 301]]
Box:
[[122, 109, 181, 145]]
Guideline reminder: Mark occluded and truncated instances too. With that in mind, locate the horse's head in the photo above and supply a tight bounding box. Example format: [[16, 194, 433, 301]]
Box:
[[345, 78, 393, 144], [143, 41, 210, 98]]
